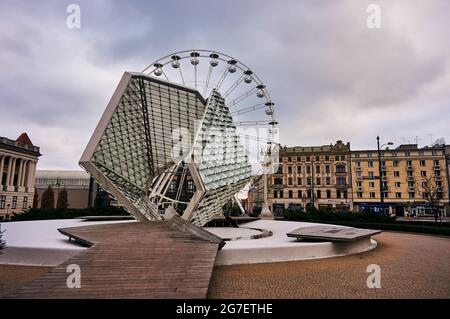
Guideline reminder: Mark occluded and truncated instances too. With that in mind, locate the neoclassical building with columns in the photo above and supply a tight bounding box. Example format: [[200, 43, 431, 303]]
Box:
[[0, 133, 41, 220]]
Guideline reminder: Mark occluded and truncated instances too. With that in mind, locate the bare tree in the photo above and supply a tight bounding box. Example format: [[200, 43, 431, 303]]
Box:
[[419, 175, 444, 223], [0, 225, 6, 254]]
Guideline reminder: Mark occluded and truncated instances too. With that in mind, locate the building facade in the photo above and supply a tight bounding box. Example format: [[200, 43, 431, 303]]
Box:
[[352, 144, 449, 216], [35, 170, 115, 209], [0, 133, 40, 220], [35, 170, 93, 209], [268, 140, 353, 216]]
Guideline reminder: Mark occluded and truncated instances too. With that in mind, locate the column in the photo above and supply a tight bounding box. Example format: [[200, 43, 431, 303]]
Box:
[[29, 161, 37, 189], [17, 159, 24, 188], [20, 160, 28, 187], [23, 160, 29, 187], [8, 157, 16, 186], [26, 161, 33, 187], [0, 155, 5, 185]]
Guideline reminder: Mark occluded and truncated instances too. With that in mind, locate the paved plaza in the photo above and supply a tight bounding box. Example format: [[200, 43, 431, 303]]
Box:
[[208, 231, 450, 298]]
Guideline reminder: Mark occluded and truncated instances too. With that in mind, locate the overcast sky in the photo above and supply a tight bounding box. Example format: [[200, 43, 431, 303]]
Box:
[[1, 0, 449, 170]]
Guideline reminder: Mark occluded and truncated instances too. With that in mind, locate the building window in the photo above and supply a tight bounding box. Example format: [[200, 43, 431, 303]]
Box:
[[307, 190, 312, 199], [325, 165, 330, 174], [274, 178, 283, 185], [355, 154, 360, 158], [394, 171, 400, 177], [288, 177, 293, 185], [369, 182, 375, 188], [23, 196, 28, 209], [297, 177, 302, 185], [12, 196, 17, 209], [288, 166, 292, 174], [357, 192, 363, 198], [326, 177, 331, 185], [336, 164, 346, 173], [297, 165, 302, 174], [296, 157, 301, 162], [368, 161, 374, 168], [420, 171, 427, 177], [393, 160, 399, 167], [343, 190, 348, 199], [298, 190, 302, 198], [187, 180, 195, 193], [280, 191, 284, 198], [341, 155, 346, 161], [335, 155, 339, 161], [420, 160, 426, 166], [316, 165, 320, 174], [395, 182, 401, 188], [307, 177, 312, 185], [316, 177, 321, 185], [288, 157, 292, 162], [368, 171, 374, 178], [337, 177, 346, 185], [409, 192, 415, 199], [337, 190, 341, 198], [405, 151, 411, 157], [0, 196, 5, 209], [273, 190, 277, 198], [325, 156, 330, 161], [370, 192, 376, 198], [317, 190, 321, 199], [396, 192, 402, 198], [306, 156, 310, 162], [288, 190, 293, 199], [306, 166, 311, 174], [327, 190, 331, 198], [169, 181, 176, 192]]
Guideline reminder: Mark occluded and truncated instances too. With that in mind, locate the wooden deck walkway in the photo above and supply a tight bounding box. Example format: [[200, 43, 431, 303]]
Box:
[[7, 217, 224, 299]]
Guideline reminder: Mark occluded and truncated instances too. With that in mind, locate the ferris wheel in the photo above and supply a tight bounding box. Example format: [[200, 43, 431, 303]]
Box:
[[142, 49, 279, 171]]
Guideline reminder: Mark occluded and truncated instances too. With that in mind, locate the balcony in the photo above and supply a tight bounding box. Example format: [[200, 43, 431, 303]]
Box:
[[336, 184, 349, 188], [381, 166, 387, 171], [355, 166, 362, 172], [407, 176, 415, 181], [434, 164, 441, 170], [406, 165, 413, 171], [356, 176, 363, 181]]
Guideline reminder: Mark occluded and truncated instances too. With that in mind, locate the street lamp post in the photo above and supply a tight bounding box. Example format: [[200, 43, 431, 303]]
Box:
[[260, 149, 274, 219], [377, 136, 393, 213], [311, 158, 315, 209]]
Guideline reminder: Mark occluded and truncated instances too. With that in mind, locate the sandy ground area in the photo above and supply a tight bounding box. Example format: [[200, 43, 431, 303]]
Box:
[[208, 231, 450, 298], [1, 231, 449, 299]]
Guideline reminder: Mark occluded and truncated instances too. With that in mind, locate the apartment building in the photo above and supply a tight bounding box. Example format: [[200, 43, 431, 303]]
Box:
[[351, 144, 448, 216], [268, 140, 352, 216]]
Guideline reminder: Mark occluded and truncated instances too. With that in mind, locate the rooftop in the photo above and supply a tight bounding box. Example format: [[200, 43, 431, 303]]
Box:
[[0, 133, 41, 156]]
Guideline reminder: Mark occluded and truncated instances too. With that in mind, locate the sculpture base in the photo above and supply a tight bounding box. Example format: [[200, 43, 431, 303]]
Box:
[[260, 203, 274, 220]]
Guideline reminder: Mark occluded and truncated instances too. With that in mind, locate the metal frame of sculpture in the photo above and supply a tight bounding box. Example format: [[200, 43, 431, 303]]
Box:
[[80, 50, 277, 226]]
